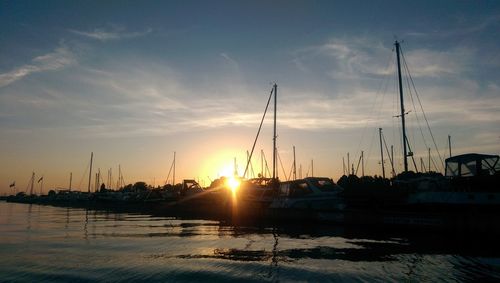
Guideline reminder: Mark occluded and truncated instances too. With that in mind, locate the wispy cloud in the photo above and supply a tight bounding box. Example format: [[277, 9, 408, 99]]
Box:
[[405, 14, 500, 39], [0, 43, 76, 88], [402, 47, 473, 77], [220, 52, 239, 70], [292, 37, 394, 80], [69, 27, 152, 42], [293, 36, 475, 80]]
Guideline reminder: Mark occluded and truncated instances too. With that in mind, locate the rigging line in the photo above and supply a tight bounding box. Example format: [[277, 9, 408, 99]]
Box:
[[405, 136, 419, 173], [164, 158, 174, 185], [120, 167, 126, 187], [247, 151, 256, 178], [262, 151, 272, 178], [24, 174, 32, 193], [382, 132, 396, 175], [364, 59, 395, 174], [355, 154, 362, 175], [431, 155, 439, 173], [243, 86, 274, 178], [364, 128, 379, 176], [78, 161, 90, 191], [276, 150, 288, 181], [403, 57, 430, 160], [287, 162, 293, 181], [401, 51, 432, 158], [400, 50, 445, 172], [353, 48, 395, 159]]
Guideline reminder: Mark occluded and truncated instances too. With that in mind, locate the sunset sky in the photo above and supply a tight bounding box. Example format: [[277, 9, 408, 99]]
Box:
[[1, 1, 499, 194]]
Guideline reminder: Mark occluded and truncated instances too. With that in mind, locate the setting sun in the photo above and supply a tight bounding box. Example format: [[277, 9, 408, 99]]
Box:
[[226, 176, 241, 193]]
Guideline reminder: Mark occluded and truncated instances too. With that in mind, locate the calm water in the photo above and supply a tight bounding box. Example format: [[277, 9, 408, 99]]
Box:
[[1, 202, 500, 282]]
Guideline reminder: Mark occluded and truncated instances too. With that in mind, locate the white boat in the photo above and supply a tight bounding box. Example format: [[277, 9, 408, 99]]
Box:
[[268, 177, 346, 222]]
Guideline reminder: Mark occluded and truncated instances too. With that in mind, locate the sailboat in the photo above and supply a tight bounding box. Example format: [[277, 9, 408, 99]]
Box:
[[389, 41, 500, 205], [231, 84, 346, 222], [344, 41, 500, 231]]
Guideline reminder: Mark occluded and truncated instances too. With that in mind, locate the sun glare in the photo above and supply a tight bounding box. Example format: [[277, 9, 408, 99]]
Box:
[[226, 177, 240, 193]]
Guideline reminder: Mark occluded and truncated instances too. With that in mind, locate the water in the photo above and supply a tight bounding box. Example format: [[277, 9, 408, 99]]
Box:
[[1, 202, 500, 282]]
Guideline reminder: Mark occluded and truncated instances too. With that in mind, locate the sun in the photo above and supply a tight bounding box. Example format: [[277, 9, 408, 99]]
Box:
[[226, 176, 241, 194]]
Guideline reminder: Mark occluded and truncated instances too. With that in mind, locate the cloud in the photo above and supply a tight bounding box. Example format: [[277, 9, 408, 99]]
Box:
[[0, 43, 76, 88], [292, 36, 476, 81], [220, 52, 239, 70], [69, 27, 152, 42], [292, 37, 394, 80], [402, 47, 473, 77], [406, 14, 500, 39]]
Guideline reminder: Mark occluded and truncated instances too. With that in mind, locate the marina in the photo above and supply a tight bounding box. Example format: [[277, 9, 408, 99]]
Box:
[[1, 2, 500, 281], [4, 41, 499, 234]]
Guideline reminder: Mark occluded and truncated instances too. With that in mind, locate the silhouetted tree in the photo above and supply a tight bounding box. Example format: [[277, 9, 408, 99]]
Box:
[[133, 181, 148, 192]]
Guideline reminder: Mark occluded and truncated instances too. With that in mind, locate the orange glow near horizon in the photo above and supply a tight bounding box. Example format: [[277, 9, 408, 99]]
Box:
[[226, 176, 240, 194]]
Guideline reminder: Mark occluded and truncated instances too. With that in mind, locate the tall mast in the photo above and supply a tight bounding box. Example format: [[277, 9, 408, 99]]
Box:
[[87, 152, 93, 193], [395, 41, 408, 172], [379, 128, 386, 178], [30, 171, 35, 196], [272, 83, 277, 180], [448, 135, 452, 158], [311, 159, 314, 177], [347, 153, 350, 175], [293, 146, 297, 180], [261, 149, 264, 178], [391, 145, 395, 176], [69, 172, 72, 191], [428, 147, 431, 173], [342, 157, 346, 176], [361, 151, 364, 177], [40, 176, 44, 195], [173, 151, 176, 185]]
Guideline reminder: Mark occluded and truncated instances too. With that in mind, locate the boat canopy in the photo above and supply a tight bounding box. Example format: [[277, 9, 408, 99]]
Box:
[[445, 153, 499, 177]]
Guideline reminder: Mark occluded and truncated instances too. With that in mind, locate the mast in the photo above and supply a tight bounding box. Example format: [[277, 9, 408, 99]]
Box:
[[69, 172, 72, 191], [448, 135, 452, 158], [233, 157, 238, 176], [395, 41, 409, 172], [173, 151, 176, 185], [87, 152, 93, 193], [272, 83, 277, 180], [347, 153, 350, 176], [30, 172, 35, 196], [361, 151, 364, 177], [40, 176, 44, 195], [293, 146, 297, 180], [118, 165, 122, 188], [261, 149, 264, 178], [379, 128, 386, 178], [428, 147, 431, 173], [311, 159, 314, 177], [391, 145, 395, 176]]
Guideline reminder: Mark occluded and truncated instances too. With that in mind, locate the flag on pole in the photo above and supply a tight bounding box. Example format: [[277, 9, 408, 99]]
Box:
[[38, 176, 43, 183], [9, 182, 15, 188]]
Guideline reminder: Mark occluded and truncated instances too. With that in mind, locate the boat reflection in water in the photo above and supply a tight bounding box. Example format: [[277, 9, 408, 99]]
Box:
[[2, 201, 500, 282]]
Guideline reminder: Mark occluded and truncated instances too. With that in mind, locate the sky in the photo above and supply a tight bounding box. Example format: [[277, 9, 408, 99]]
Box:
[[1, 1, 499, 194]]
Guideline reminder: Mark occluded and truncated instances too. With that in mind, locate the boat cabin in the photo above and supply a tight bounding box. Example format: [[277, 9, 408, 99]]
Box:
[[445, 153, 499, 178], [279, 177, 341, 198]]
